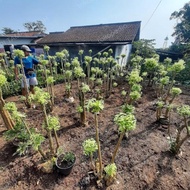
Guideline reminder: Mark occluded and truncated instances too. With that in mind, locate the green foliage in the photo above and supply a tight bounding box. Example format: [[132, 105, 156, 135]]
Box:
[[41, 60, 49, 66], [86, 98, 104, 113], [3, 122, 32, 142], [74, 66, 85, 78], [72, 58, 80, 68], [0, 74, 7, 87], [131, 84, 142, 92], [121, 90, 127, 96], [76, 105, 83, 113], [104, 163, 117, 177], [113, 82, 118, 87], [170, 87, 182, 96], [56, 52, 65, 59], [84, 56, 92, 64], [129, 91, 141, 101], [156, 101, 164, 108], [13, 49, 24, 58], [160, 76, 170, 85], [29, 133, 45, 151], [81, 83, 90, 93], [44, 45, 50, 52], [122, 104, 135, 114], [170, 2, 190, 43], [144, 58, 158, 71], [46, 76, 55, 84], [95, 78, 103, 86], [177, 105, 190, 117], [31, 87, 50, 105], [169, 59, 185, 73], [4, 102, 17, 112], [114, 113, 136, 133], [78, 50, 84, 56], [132, 39, 156, 58], [127, 69, 143, 85], [82, 138, 98, 156], [44, 116, 60, 131], [65, 70, 72, 79], [62, 152, 75, 163]]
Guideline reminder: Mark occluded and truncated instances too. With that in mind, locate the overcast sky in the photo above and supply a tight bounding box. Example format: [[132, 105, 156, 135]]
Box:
[[0, 0, 189, 48]]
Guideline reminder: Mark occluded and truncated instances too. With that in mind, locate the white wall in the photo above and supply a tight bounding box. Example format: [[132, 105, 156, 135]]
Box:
[[0, 38, 34, 48], [115, 44, 132, 67]]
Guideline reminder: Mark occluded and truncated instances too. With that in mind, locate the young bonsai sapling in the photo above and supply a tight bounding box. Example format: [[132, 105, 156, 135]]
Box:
[[82, 138, 98, 174], [164, 59, 185, 102], [104, 163, 117, 186], [165, 87, 182, 118], [86, 98, 104, 180], [111, 113, 136, 163], [168, 105, 190, 154]]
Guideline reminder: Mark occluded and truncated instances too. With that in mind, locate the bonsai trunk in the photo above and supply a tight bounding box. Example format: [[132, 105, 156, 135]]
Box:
[[79, 90, 86, 126], [43, 105, 54, 156], [111, 131, 125, 163], [53, 129, 60, 152], [94, 113, 103, 180], [0, 89, 14, 130]]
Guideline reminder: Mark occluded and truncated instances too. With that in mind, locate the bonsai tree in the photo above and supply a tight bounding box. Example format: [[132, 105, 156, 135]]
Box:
[[111, 112, 136, 163], [164, 59, 185, 102], [84, 56, 92, 85], [46, 76, 55, 106], [165, 87, 182, 118], [168, 105, 190, 154], [104, 163, 117, 186], [4, 102, 46, 158], [82, 138, 98, 174], [143, 57, 159, 86], [77, 83, 90, 126], [30, 87, 60, 157], [86, 98, 104, 180]]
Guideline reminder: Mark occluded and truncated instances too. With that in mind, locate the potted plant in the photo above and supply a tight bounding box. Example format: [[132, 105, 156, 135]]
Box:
[[55, 151, 76, 176]]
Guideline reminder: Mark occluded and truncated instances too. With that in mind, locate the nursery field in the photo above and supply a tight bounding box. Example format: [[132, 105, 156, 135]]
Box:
[[0, 80, 190, 190]]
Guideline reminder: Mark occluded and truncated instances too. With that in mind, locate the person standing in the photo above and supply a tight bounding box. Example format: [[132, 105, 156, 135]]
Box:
[[14, 45, 40, 97]]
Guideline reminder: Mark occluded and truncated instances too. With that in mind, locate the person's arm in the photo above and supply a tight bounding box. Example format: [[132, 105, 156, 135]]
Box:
[[32, 57, 41, 65]]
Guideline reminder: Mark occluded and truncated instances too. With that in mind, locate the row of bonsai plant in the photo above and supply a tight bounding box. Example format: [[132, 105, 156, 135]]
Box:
[[0, 45, 190, 186]]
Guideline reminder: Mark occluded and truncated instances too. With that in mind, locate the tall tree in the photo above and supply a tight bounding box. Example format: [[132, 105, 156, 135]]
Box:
[[1, 27, 16, 34], [132, 39, 156, 59], [170, 1, 190, 43], [23, 20, 46, 32]]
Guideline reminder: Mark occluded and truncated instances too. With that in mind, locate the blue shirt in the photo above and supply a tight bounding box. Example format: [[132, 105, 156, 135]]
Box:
[[14, 56, 39, 78]]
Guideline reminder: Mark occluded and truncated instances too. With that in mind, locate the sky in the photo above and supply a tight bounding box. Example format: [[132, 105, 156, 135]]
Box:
[[0, 0, 189, 48]]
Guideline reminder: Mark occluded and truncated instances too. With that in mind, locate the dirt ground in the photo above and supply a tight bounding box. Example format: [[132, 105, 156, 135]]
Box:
[[0, 80, 190, 190]]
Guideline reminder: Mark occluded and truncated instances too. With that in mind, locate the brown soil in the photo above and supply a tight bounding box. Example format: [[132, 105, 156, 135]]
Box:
[[0, 81, 190, 190]]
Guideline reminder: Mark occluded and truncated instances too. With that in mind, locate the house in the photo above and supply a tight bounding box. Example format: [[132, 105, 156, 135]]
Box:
[[37, 21, 141, 65], [0, 31, 46, 55]]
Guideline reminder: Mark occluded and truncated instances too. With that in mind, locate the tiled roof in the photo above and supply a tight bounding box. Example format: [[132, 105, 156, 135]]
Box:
[[38, 21, 141, 44], [1, 31, 46, 37]]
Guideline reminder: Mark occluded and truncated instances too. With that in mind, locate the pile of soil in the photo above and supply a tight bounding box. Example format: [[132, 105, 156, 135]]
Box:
[[0, 81, 190, 190]]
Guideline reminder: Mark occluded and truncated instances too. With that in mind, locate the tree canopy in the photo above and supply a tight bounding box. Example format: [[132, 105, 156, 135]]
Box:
[[132, 39, 156, 59], [23, 20, 46, 32], [170, 1, 190, 43], [1, 27, 16, 34]]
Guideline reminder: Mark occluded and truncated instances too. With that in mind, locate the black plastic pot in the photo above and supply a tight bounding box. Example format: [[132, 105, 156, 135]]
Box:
[[55, 153, 76, 176]]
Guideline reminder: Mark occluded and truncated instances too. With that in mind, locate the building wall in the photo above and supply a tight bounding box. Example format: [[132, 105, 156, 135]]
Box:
[[0, 38, 34, 49], [115, 44, 132, 66]]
